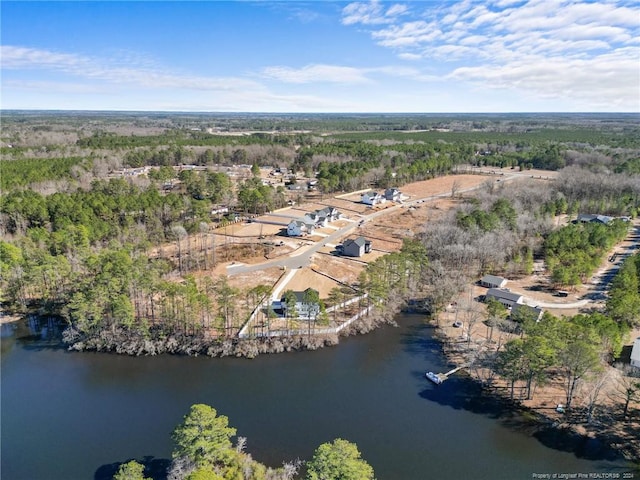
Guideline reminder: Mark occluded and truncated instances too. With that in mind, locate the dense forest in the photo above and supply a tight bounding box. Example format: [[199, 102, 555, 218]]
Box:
[[1, 112, 639, 358]]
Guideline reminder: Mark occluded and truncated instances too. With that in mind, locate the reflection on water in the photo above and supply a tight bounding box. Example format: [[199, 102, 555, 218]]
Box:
[[0, 314, 630, 480]]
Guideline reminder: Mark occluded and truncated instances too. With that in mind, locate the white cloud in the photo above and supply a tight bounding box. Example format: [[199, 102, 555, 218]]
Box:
[[261, 64, 372, 84], [1, 45, 262, 92], [341, 0, 640, 110], [342, 0, 408, 25], [448, 48, 640, 109]]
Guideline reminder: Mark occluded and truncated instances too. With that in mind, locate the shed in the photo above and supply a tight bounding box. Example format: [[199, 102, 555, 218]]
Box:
[[480, 274, 508, 289]]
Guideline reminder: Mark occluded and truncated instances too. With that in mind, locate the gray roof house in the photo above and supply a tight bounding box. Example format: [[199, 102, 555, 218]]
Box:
[[384, 188, 402, 202], [480, 274, 508, 289], [287, 219, 315, 237], [342, 236, 372, 257], [576, 214, 615, 225], [315, 206, 341, 222], [485, 288, 523, 309], [361, 191, 386, 206], [272, 288, 321, 320], [631, 337, 640, 369]]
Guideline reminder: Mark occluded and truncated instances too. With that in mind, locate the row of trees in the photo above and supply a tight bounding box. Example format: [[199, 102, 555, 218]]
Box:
[[544, 219, 629, 287], [113, 403, 374, 480], [493, 312, 627, 409], [607, 253, 640, 327]]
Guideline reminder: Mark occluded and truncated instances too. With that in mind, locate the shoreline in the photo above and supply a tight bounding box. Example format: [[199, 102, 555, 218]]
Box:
[[8, 308, 636, 469], [431, 319, 640, 466]]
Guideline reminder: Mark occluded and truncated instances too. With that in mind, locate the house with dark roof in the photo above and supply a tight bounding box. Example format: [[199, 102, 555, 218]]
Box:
[[342, 236, 372, 257], [384, 188, 402, 202], [485, 288, 523, 309], [272, 288, 321, 320], [480, 274, 508, 289]]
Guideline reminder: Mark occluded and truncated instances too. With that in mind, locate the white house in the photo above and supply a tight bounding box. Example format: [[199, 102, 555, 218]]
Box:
[[480, 275, 508, 289], [361, 191, 386, 206], [287, 219, 315, 237], [272, 288, 321, 320], [631, 337, 640, 368], [315, 206, 341, 222], [485, 288, 523, 309], [303, 213, 327, 227]]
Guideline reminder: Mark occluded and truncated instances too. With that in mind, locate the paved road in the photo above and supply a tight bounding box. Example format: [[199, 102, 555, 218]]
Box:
[[519, 222, 640, 309], [227, 174, 524, 277]]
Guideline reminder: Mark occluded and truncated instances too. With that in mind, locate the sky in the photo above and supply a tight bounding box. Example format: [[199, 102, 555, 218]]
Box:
[[1, 0, 639, 112]]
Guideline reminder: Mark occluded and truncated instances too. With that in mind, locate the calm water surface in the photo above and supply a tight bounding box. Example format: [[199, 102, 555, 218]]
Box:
[[1, 315, 628, 480]]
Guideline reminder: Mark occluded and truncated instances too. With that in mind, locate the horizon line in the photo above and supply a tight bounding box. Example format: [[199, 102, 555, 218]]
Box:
[[2, 109, 639, 115]]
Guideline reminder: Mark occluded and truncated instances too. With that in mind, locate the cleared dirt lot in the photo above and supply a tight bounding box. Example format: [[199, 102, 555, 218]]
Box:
[[282, 267, 343, 298]]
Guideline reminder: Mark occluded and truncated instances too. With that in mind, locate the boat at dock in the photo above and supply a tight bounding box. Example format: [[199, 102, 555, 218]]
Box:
[[425, 371, 443, 384]]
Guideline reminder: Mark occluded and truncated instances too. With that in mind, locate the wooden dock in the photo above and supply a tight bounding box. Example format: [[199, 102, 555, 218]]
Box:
[[435, 365, 466, 382]]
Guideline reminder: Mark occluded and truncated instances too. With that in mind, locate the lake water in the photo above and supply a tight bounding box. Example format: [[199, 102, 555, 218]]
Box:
[[0, 314, 629, 480]]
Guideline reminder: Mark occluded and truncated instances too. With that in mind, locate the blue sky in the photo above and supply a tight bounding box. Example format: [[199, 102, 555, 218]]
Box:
[[2, 1, 639, 112]]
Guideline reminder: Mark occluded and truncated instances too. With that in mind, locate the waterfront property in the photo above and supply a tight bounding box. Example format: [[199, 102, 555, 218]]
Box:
[[480, 274, 508, 289], [272, 288, 321, 319], [485, 288, 523, 309], [341, 236, 372, 257]]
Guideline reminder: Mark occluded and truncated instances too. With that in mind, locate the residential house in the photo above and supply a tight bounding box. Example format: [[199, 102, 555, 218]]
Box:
[[272, 288, 321, 320], [361, 191, 386, 206], [303, 212, 327, 228], [287, 183, 307, 191], [485, 288, 523, 309], [287, 219, 315, 237], [315, 206, 341, 222], [631, 337, 640, 369], [480, 274, 508, 289], [384, 188, 402, 202], [342, 236, 372, 257], [511, 303, 543, 322], [576, 213, 615, 225]]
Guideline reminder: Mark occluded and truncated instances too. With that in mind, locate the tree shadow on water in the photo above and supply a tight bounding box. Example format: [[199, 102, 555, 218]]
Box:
[[419, 378, 627, 465], [400, 322, 442, 358], [95, 456, 171, 480]]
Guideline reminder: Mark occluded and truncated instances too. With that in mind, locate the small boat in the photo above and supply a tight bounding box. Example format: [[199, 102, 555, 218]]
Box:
[[425, 372, 442, 384]]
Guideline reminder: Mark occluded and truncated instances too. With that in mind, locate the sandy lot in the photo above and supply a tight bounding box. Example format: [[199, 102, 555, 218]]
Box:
[[283, 267, 342, 298], [226, 266, 285, 292]]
